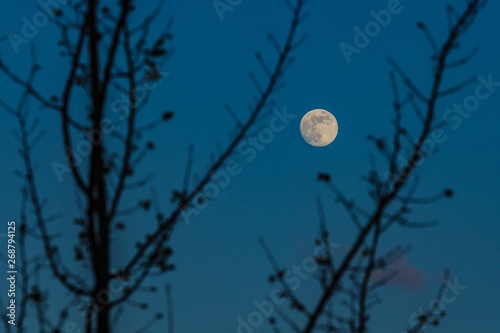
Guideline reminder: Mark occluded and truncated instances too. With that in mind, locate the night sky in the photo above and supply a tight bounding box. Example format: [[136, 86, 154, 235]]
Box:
[[1, 0, 499, 332]]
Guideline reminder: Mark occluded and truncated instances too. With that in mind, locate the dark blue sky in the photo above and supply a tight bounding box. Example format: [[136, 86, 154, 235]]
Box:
[[1, 0, 499, 332]]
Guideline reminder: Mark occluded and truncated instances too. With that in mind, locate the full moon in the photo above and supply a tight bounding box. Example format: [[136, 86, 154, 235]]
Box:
[[300, 109, 339, 147]]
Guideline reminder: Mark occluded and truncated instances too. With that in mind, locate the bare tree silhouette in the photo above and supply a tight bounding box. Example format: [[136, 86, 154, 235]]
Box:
[[261, 1, 485, 332], [0, 0, 308, 332]]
